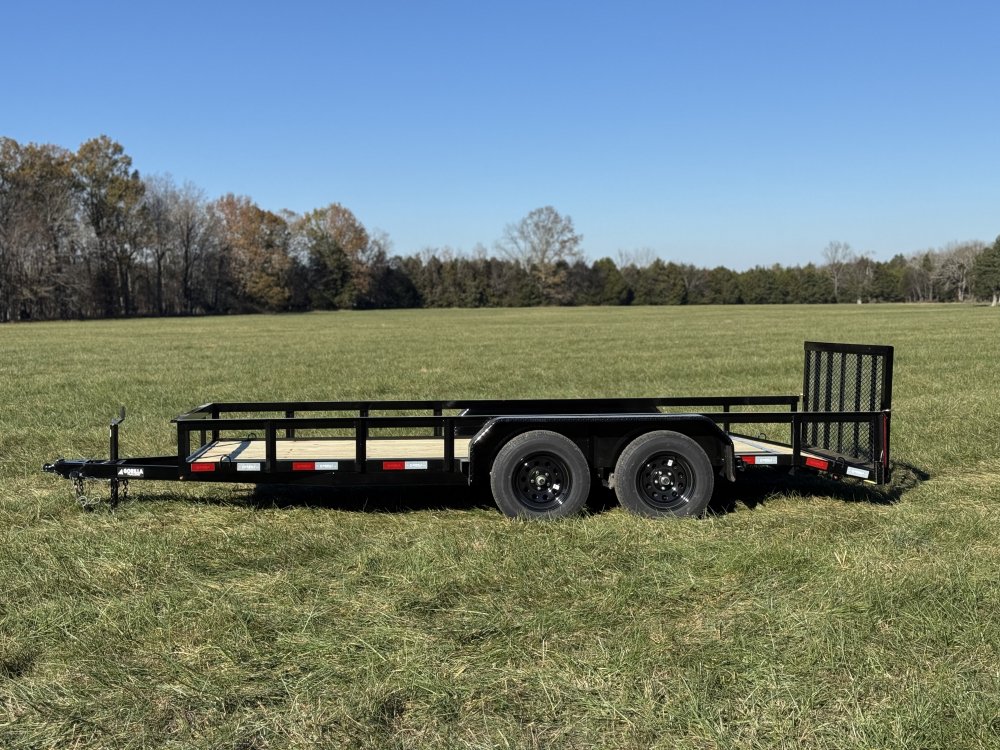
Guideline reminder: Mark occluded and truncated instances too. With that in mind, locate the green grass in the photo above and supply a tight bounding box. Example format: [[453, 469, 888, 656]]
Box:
[[2, 304, 999, 748]]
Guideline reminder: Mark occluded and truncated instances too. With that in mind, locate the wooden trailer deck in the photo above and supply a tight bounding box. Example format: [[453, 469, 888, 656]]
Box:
[[729, 435, 797, 456], [190, 438, 475, 463], [188, 435, 800, 464]]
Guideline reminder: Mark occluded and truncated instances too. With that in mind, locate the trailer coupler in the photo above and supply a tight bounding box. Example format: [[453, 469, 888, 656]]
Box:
[[41, 460, 128, 510], [44, 406, 183, 510], [42, 407, 130, 510]]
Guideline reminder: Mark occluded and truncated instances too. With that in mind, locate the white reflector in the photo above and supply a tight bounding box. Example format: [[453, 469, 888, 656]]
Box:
[[755, 455, 778, 465], [405, 460, 428, 470], [315, 461, 339, 471], [237, 463, 261, 472], [846, 466, 869, 479]]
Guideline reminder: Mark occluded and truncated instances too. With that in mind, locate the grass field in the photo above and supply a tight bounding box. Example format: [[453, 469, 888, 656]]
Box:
[[2, 304, 999, 749]]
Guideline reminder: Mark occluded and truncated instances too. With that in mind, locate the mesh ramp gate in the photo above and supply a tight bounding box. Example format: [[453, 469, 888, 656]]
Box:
[[801, 341, 894, 479]]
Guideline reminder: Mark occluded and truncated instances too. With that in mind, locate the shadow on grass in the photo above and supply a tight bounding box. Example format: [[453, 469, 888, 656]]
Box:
[[129, 483, 611, 516], [247, 483, 500, 514], [126, 483, 498, 515], [111, 461, 929, 517], [707, 460, 930, 516]]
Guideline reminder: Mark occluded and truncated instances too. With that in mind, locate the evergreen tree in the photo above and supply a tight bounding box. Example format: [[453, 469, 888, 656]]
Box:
[[972, 236, 1000, 306]]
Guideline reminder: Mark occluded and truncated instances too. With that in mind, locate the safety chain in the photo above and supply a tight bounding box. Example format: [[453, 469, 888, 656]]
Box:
[[73, 475, 99, 511], [72, 475, 129, 511]]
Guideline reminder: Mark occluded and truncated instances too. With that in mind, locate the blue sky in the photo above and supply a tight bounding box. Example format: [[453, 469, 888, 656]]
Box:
[[4, 1, 998, 269]]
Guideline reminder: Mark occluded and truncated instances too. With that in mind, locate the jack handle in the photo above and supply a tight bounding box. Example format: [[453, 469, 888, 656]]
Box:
[[110, 406, 126, 462]]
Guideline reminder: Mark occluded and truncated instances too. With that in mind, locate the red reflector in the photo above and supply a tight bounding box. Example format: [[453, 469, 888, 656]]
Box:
[[742, 455, 757, 465], [383, 461, 405, 471], [191, 462, 215, 473], [292, 461, 315, 471], [805, 457, 830, 471]]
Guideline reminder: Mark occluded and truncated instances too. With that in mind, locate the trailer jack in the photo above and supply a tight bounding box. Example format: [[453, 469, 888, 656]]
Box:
[[46, 406, 131, 511]]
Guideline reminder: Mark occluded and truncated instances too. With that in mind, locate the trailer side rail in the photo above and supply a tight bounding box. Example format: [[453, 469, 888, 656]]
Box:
[[167, 405, 888, 484]]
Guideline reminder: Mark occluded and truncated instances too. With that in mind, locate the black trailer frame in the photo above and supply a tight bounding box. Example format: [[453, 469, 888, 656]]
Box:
[[44, 341, 894, 518]]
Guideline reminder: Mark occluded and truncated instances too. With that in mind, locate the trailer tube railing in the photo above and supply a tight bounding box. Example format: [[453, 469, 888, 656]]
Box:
[[173, 396, 807, 476], [174, 395, 802, 420], [176, 414, 464, 475], [174, 402, 887, 480], [173, 396, 805, 475]]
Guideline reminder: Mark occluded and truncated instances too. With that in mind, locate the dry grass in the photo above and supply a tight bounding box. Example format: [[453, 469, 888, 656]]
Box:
[[1, 304, 999, 748]]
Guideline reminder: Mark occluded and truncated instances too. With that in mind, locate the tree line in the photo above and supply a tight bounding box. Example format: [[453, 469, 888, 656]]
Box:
[[2, 135, 999, 322]]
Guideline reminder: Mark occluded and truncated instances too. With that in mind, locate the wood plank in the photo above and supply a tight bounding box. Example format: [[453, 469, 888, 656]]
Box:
[[730, 434, 829, 461], [192, 438, 472, 463], [191, 434, 832, 465], [730, 436, 795, 456]]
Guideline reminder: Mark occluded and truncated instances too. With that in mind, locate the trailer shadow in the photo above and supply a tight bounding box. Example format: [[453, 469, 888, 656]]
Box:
[[706, 461, 930, 515], [122, 462, 929, 517], [133, 484, 616, 516], [242, 484, 498, 514], [120, 484, 498, 514]]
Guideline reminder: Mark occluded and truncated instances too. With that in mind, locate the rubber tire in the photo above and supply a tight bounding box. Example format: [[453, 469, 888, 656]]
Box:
[[613, 430, 714, 518], [489, 430, 591, 520]]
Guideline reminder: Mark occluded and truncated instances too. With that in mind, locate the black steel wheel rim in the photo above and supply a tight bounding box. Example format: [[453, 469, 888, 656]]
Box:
[[635, 451, 695, 511], [512, 452, 571, 510]]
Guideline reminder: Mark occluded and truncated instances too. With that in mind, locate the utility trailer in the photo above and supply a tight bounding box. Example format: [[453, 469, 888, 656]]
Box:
[[43, 341, 893, 519]]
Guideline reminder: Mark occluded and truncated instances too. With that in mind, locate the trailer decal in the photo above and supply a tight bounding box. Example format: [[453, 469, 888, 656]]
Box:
[[743, 455, 778, 465], [117, 467, 144, 478], [382, 460, 429, 471]]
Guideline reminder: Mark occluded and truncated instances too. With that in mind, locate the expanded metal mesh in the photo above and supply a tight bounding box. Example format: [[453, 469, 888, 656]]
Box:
[[802, 343, 892, 463]]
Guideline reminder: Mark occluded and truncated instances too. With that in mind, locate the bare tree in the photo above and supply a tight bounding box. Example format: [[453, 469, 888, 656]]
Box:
[[172, 182, 216, 314], [498, 206, 582, 267], [496, 206, 583, 304], [934, 241, 984, 302], [904, 251, 938, 302], [616, 247, 656, 270], [0, 140, 83, 320], [141, 175, 177, 315], [822, 241, 854, 303], [135, 177, 218, 315], [0, 138, 24, 321]]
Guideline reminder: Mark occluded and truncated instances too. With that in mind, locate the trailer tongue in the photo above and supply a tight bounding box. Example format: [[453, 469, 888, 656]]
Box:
[[44, 341, 893, 519]]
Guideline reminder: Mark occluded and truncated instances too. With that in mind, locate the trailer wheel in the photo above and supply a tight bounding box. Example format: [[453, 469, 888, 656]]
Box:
[[614, 431, 714, 518], [490, 430, 591, 520]]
